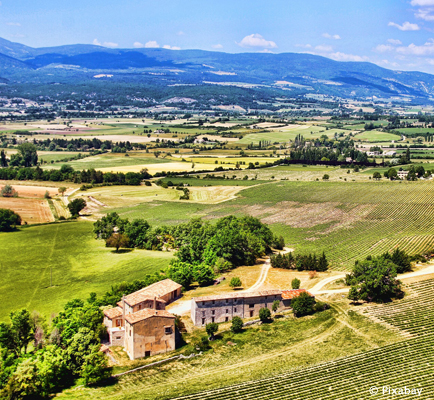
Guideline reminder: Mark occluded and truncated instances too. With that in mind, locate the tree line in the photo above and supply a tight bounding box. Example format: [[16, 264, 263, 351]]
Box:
[[270, 251, 328, 271]]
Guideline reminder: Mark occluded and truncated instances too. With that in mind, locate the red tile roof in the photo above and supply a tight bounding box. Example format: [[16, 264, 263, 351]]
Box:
[[104, 306, 123, 319], [124, 309, 175, 325], [123, 279, 180, 307], [281, 289, 311, 299]]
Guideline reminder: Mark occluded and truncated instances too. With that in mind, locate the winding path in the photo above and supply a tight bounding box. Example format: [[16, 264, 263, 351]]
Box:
[[312, 263, 434, 296], [167, 248, 292, 315]]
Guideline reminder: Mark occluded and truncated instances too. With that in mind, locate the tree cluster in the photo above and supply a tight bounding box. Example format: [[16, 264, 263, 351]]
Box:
[[94, 214, 277, 288], [0, 209, 22, 231], [0, 301, 111, 399], [346, 254, 405, 303], [270, 252, 328, 272]]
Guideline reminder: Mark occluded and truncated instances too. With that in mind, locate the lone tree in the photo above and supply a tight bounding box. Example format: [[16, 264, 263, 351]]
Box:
[[58, 187, 67, 196], [229, 277, 242, 289], [231, 316, 243, 333], [291, 277, 301, 289], [373, 172, 382, 180], [1, 185, 18, 198], [0, 209, 22, 231], [345, 257, 403, 303], [205, 322, 218, 340], [322, 174, 330, 180], [291, 292, 315, 317], [259, 307, 271, 323], [106, 233, 130, 253], [67, 198, 86, 217]]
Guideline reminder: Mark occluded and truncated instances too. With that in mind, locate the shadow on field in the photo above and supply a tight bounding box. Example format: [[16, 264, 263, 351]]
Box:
[[111, 249, 134, 254]]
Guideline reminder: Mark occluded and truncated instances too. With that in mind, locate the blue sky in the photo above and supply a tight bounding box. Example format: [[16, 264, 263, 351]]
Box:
[[3, 0, 434, 73]]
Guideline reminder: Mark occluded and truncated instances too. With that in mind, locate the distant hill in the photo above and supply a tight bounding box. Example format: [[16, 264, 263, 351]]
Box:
[[0, 36, 434, 101]]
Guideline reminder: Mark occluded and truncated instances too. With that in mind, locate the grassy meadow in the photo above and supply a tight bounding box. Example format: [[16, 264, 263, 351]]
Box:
[[0, 221, 173, 321]]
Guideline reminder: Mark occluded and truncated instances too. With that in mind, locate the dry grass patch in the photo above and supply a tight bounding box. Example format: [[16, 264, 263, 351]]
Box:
[[0, 197, 54, 224], [0, 184, 61, 199]]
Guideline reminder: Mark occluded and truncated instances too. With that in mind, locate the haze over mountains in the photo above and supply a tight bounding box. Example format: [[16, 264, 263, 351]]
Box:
[[1, 36, 434, 102]]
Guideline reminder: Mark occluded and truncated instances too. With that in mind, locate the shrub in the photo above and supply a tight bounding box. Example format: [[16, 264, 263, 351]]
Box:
[[259, 307, 271, 323], [206, 322, 218, 340], [291, 277, 301, 289], [231, 316, 243, 333], [322, 174, 330, 180], [229, 277, 242, 289], [1, 184, 18, 198], [291, 292, 315, 317], [313, 301, 330, 312]]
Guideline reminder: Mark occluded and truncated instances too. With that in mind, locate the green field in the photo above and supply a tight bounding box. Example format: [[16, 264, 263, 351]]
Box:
[[0, 221, 173, 321], [41, 153, 170, 170], [105, 180, 434, 270], [238, 126, 347, 145], [355, 130, 400, 142]]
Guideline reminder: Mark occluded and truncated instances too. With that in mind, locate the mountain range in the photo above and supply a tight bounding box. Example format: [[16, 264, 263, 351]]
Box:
[[1, 36, 434, 103]]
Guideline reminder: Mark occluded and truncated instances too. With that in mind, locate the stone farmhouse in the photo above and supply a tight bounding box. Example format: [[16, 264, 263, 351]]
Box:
[[397, 170, 409, 180], [103, 279, 182, 359], [191, 289, 312, 326]]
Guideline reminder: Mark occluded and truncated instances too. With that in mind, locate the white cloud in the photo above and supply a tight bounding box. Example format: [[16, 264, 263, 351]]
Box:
[[315, 45, 333, 52], [7, 22, 21, 26], [375, 44, 394, 52], [329, 52, 369, 62], [92, 39, 118, 48], [133, 42, 145, 48], [322, 33, 341, 40], [237, 34, 277, 49], [388, 21, 420, 31], [411, 0, 434, 5], [144, 40, 160, 48], [295, 43, 312, 48], [415, 8, 434, 20], [212, 44, 223, 49], [177, 31, 185, 36], [104, 42, 118, 48], [163, 45, 181, 50], [387, 39, 402, 45], [396, 40, 434, 55]]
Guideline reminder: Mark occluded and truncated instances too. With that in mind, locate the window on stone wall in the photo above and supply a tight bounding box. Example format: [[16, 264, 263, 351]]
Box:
[[226, 299, 229, 303], [165, 326, 172, 335], [226, 309, 229, 313], [202, 318, 205, 325], [249, 304, 254, 308], [211, 310, 215, 315], [225, 317, 229, 322], [116, 336, 121, 340], [234, 307, 237, 312], [212, 300, 215, 304], [211, 317, 215, 323]]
